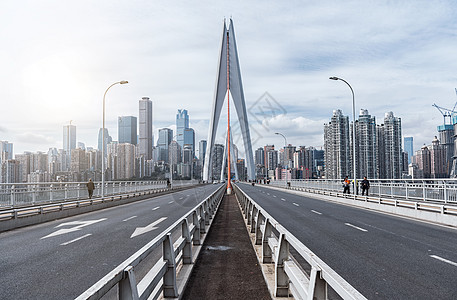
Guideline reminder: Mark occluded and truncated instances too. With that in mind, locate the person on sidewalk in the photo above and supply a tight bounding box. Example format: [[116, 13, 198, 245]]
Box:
[[343, 176, 350, 194], [361, 176, 370, 196], [87, 178, 95, 199]]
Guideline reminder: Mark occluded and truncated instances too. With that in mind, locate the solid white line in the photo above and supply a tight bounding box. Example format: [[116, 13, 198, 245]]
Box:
[[123, 216, 137, 222], [281, 198, 286, 201], [345, 223, 368, 232], [311, 210, 322, 215], [293, 203, 299, 207], [152, 207, 160, 211], [430, 255, 457, 267], [168, 201, 174, 204], [60, 234, 92, 246]]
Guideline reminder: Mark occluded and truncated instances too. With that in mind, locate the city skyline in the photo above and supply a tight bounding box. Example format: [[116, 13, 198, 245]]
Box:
[[1, 1, 457, 155]]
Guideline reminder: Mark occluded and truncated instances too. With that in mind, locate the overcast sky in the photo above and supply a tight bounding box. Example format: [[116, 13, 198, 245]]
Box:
[[1, 0, 457, 157]]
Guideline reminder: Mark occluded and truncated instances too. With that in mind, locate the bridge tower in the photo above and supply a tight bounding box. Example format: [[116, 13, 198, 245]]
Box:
[[203, 19, 255, 182]]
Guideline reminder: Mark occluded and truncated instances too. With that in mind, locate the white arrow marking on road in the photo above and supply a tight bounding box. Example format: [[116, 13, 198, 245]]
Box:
[[430, 255, 457, 267], [41, 218, 107, 239], [345, 223, 368, 232], [131, 217, 167, 238]]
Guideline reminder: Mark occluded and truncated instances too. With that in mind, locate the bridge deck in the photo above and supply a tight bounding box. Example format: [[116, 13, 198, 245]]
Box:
[[182, 193, 270, 299]]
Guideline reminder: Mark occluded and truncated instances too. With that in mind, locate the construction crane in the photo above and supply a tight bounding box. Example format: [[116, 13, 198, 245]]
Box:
[[432, 89, 457, 125]]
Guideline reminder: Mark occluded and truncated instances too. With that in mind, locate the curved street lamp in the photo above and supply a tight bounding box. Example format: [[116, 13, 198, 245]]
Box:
[[102, 80, 128, 197], [274, 132, 287, 148], [329, 76, 357, 195]]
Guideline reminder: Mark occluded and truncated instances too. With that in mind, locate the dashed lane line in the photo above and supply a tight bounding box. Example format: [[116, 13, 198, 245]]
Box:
[[281, 198, 286, 201], [123, 216, 137, 222], [152, 207, 160, 211], [345, 223, 368, 232], [311, 210, 322, 215], [273, 195, 277, 198], [430, 255, 457, 267], [168, 201, 174, 204], [60, 234, 92, 246], [293, 203, 299, 207]]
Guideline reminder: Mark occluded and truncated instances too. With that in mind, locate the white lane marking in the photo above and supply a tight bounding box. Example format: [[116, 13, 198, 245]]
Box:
[[430, 255, 457, 267], [311, 210, 322, 215], [152, 207, 160, 211], [273, 195, 277, 198], [293, 203, 299, 207], [41, 218, 107, 239], [267, 193, 270, 196], [123, 216, 137, 222], [179, 197, 184, 200], [131, 217, 168, 238], [186, 194, 190, 197], [168, 201, 174, 204], [345, 223, 368, 232], [281, 198, 286, 201], [60, 234, 92, 246]]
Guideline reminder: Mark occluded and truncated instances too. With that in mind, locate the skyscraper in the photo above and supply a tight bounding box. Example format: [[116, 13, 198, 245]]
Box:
[[176, 109, 189, 149], [63, 124, 76, 172], [139, 97, 153, 160], [157, 128, 173, 163], [118, 116, 137, 145], [324, 109, 351, 179], [378, 111, 403, 179], [404, 137, 414, 164], [0, 141, 13, 163], [355, 109, 377, 179], [98, 128, 112, 155], [199, 140, 207, 166]]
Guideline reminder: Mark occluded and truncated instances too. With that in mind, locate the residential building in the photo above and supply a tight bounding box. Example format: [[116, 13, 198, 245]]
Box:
[[118, 116, 138, 145], [139, 97, 153, 160]]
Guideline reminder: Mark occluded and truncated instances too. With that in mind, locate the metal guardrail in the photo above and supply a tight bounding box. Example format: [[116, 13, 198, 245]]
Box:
[[233, 183, 366, 300], [76, 184, 225, 300], [0, 181, 168, 207], [269, 178, 457, 204], [268, 180, 457, 217]]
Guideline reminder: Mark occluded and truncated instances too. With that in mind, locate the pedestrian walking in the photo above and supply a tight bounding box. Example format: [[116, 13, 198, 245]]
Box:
[[343, 176, 350, 194], [87, 178, 95, 199], [361, 176, 370, 196]]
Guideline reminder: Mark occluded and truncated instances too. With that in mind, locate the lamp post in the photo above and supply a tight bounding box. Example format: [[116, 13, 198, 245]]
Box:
[[329, 76, 357, 195], [102, 80, 128, 198], [275, 132, 287, 148]]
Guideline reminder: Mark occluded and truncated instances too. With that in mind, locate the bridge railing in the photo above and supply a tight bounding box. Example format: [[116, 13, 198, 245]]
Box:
[[268, 178, 457, 204], [233, 183, 366, 300], [0, 181, 168, 208], [76, 184, 225, 300]]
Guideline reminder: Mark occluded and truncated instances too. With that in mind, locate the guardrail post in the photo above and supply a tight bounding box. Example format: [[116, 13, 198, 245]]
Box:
[[65, 184, 68, 200], [192, 211, 201, 245], [182, 219, 192, 264], [77, 183, 81, 199], [422, 180, 426, 202], [262, 219, 273, 263], [250, 206, 257, 233], [163, 233, 178, 297], [204, 201, 210, 225], [10, 185, 15, 206], [308, 266, 327, 300], [199, 206, 206, 233], [275, 233, 289, 297], [444, 181, 448, 204], [255, 211, 263, 245], [50, 184, 53, 202], [119, 266, 139, 300]]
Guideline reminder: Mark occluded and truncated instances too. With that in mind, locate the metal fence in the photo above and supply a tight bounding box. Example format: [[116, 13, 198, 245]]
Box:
[[269, 179, 457, 204], [233, 183, 366, 300], [76, 184, 225, 300], [0, 181, 168, 207]]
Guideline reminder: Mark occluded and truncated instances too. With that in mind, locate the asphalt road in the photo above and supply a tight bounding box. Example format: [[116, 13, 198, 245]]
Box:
[[0, 184, 222, 300], [237, 183, 457, 300]]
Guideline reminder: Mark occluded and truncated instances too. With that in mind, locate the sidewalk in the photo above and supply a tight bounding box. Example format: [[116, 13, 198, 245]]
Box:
[[181, 194, 271, 299]]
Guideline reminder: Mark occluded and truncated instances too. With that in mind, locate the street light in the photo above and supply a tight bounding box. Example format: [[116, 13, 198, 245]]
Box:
[[329, 76, 357, 195], [102, 80, 128, 198], [275, 132, 287, 148]]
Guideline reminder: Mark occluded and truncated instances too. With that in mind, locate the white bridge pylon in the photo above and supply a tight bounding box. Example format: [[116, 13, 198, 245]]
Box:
[[203, 19, 255, 181]]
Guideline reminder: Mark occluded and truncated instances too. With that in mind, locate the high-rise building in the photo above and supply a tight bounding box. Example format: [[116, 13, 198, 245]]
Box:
[[139, 97, 153, 160], [118, 116, 138, 145], [0, 141, 13, 163], [116, 143, 136, 179], [324, 109, 351, 179], [98, 128, 112, 155], [404, 137, 414, 164], [264, 145, 275, 170], [176, 109, 189, 149], [157, 128, 173, 163], [63, 124, 76, 172], [169, 141, 182, 166], [437, 125, 453, 176], [211, 144, 224, 181], [430, 136, 447, 178], [0, 160, 21, 183], [355, 109, 378, 179], [378, 111, 403, 179]]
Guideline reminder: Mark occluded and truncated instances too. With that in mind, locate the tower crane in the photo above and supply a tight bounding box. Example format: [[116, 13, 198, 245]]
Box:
[[432, 89, 457, 125]]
